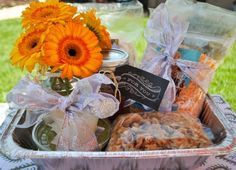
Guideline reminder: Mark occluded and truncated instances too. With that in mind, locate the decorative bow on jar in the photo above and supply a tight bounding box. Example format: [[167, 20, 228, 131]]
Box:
[[7, 74, 120, 151]]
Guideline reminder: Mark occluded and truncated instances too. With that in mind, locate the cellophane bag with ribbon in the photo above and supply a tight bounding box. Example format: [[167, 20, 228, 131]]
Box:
[[7, 74, 120, 151], [165, 0, 236, 117], [140, 3, 217, 118]]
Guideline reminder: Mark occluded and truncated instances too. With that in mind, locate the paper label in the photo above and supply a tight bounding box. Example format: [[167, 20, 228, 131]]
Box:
[[115, 65, 169, 110]]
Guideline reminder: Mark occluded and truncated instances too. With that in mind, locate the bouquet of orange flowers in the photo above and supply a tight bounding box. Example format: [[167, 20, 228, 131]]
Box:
[[10, 0, 111, 80], [7, 0, 120, 152]]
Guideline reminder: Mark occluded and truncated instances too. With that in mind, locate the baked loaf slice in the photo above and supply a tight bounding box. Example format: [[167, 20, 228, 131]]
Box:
[[107, 112, 212, 151]]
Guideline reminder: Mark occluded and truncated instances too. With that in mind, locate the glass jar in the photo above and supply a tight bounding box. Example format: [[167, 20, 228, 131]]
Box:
[[99, 48, 128, 97], [101, 48, 129, 71]]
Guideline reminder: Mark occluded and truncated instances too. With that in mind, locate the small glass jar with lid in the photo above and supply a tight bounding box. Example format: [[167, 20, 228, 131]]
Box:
[[99, 48, 129, 100]]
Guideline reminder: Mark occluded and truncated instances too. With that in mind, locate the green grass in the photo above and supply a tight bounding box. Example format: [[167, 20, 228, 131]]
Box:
[[209, 43, 236, 110], [0, 18, 235, 111], [0, 19, 25, 102]]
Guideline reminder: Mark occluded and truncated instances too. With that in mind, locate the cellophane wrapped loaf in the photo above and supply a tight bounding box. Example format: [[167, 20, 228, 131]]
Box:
[[107, 112, 212, 151], [172, 52, 217, 118]]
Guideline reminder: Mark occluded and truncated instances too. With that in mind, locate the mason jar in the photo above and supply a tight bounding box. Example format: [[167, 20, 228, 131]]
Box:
[[99, 48, 128, 99], [101, 48, 129, 71]]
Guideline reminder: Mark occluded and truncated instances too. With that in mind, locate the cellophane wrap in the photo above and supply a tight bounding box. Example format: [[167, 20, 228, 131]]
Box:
[[140, 4, 215, 112], [7, 74, 120, 151], [107, 112, 212, 151], [166, 0, 236, 65]]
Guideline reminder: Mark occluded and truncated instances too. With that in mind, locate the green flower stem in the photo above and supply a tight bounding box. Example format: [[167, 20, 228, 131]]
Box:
[[50, 77, 73, 96], [64, 78, 72, 96]]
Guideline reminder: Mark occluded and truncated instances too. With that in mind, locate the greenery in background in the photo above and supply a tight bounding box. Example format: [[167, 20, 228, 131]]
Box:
[[0, 19, 24, 102], [0, 18, 236, 111], [0, 19, 25, 102], [209, 43, 236, 110]]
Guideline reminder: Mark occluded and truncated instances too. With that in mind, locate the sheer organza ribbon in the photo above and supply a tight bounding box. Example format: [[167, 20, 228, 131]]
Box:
[[7, 73, 120, 151], [140, 4, 215, 112]]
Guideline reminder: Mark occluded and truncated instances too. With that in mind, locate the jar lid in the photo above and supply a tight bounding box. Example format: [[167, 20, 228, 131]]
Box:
[[101, 48, 128, 69]]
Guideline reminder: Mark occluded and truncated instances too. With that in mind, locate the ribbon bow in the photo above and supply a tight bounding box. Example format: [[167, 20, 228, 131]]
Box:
[[140, 4, 215, 112], [7, 74, 120, 151]]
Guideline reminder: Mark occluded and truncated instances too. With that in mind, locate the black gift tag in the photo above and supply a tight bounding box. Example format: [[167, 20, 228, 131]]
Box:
[[115, 65, 169, 111]]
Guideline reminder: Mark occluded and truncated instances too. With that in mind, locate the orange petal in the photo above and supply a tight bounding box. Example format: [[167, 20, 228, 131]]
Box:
[[66, 65, 73, 79], [61, 64, 69, 79], [80, 66, 93, 78], [71, 65, 81, 77]]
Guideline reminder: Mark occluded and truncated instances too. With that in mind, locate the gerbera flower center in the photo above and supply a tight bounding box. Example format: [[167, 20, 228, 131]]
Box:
[[41, 11, 53, 18], [24, 38, 40, 54], [57, 37, 89, 65], [65, 44, 82, 59], [30, 40, 38, 49], [18, 31, 44, 56], [32, 6, 59, 19], [68, 48, 77, 57]]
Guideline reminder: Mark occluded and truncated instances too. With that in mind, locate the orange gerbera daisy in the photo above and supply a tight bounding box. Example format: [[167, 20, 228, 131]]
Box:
[[42, 22, 103, 79], [74, 10, 112, 50], [22, 0, 77, 28], [10, 28, 46, 72]]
